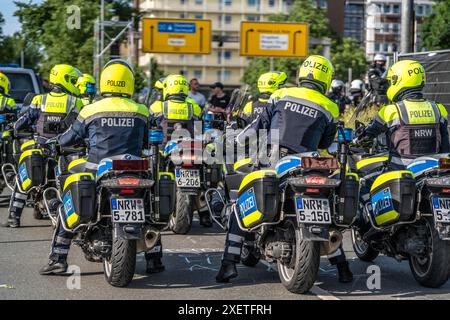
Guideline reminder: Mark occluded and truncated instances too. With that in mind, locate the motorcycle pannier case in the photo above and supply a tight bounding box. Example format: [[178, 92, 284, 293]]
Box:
[[337, 173, 360, 225], [158, 172, 175, 222], [237, 170, 279, 228], [62, 173, 96, 229], [370, 170, 416, 227], [18, 149, 45, 192]]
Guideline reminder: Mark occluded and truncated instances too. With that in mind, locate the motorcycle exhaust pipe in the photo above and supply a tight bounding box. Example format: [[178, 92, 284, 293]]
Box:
[[320, 230, 343, 256], [137, 226, 161, 253]]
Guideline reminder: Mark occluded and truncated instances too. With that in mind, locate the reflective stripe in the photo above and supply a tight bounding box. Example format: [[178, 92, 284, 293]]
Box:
[[53, 248, 69, 255], [41, 94, 47, 111], [12, 201, 25, 208], [0, 96, 5, 111], [395, 101, 410, 124], [14, 193, 28, 200], [228, 233, 244, 243], [84, 112, 148, 125], [163, 101, 193, 120], [327, 248, 342, 259], [56, 236, 72, 245], [429, 101, 441, 123], [227, 246, 241, 255]]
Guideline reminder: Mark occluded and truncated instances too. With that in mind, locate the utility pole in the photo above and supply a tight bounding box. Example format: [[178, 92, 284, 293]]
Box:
[[401, 0, 415, 53]]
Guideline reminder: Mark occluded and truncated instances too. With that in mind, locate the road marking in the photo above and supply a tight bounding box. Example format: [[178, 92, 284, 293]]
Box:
[[260, 260, 340, 300], [0, 284, 14, 289]]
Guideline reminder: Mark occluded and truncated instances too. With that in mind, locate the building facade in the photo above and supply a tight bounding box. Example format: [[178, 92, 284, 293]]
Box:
[[365, 0, 434, 60], [138, 0, 293, 88]]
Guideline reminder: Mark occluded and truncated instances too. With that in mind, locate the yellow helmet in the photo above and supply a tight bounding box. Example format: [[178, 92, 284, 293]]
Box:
[[163, 74, 188, 100], [49, 64, 82, 96], [154, 77, 166, 90], [298, 55, 334, 94], [76, 73, 96, 96], [100, 59, 135, 97], [0, 72, 10, 95], [386, 60, 426, 102], [257, 71, 287, 94]]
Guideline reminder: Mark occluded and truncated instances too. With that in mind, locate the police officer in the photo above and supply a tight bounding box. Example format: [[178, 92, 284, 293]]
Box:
[[349, 79, 365, 107], [0, 72, 17, 113], [328, 79, 351, 114], [357, 59, 449, 170], [2, 64, 83, 228], [76, 73, 97, 105], [39, 59, 157, 275], [216, 55, 353, 284], [242, 71, 287, 123], [368, 54, 389, 105]]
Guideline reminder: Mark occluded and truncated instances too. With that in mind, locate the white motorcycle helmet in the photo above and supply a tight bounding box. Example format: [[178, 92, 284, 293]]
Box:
[[331, 79, 345, 93], [350, 79, 364, 92]]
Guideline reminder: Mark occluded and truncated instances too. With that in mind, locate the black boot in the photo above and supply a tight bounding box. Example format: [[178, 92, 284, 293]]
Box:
[[39, 259, 68, 275], [1, 213, 20, 228], [215, 260, 238, 283], [146, 257, 165, 273], [199, 212, 213, 228], [336, 261, 353, 283]]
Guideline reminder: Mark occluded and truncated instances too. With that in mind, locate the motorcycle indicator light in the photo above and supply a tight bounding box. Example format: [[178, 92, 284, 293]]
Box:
[[112, 160, 149, 171], [439, 158, 450, 170], [301, 157, 339, 170], [118, 178, 140, 186]]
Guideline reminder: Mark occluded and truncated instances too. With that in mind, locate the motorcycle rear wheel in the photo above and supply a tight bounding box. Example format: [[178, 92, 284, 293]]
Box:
[[103, 235, 136, 287], [169, 189, 194, 235], [409, 218, 450, 288], [277, 222, 320, 294]]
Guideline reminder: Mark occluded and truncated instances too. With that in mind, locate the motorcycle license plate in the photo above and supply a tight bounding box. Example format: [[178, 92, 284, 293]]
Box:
[[175, 168, 201, 188], [295, 196, 331, 224], [111, 198, 145, 223], [431, 197, 450, 223]]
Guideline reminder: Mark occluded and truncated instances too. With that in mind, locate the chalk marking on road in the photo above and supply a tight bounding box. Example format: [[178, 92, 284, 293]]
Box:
[[164, 248, 222, 253], [189, 264, 218, 272], [187, 236, 197, 244], [0, 284, 14, 289], [260, 260, 340, 300]]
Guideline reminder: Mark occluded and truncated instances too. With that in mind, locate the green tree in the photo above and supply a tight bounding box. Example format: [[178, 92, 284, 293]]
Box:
[[421, 0, 450, 50], [331, 38, 367, 82]]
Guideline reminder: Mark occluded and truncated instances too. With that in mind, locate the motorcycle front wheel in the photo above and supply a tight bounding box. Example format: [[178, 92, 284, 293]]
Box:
[[409, 217, 450, 288], [277, 221, 320, 294]]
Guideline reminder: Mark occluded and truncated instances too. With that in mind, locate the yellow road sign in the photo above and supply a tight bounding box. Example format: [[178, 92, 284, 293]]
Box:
[[240, 21, 308, 58], [142, 18, 211, 55]]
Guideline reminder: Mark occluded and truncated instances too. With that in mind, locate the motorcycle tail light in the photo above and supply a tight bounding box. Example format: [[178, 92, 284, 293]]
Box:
[[118, 178, 140, 186], [439, 158, 450, 169], [120, 189, 135, 194], [306, 188, 320, 193], [301, 157, 339, 170], [305, 176, 328, 185], [443, 188, 450, 193], [112, 160, 149, 171]]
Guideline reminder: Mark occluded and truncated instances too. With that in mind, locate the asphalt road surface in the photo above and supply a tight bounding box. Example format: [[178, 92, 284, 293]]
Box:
[[1, 206, 450, 300]]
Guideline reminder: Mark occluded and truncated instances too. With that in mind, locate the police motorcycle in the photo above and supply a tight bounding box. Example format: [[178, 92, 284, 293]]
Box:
[[42, 146, 160, 287], [2, 132, 58, 220], [0, 114, 17, 199], [207, 124, 359, 293], [161, 120, 224, 235], [349, 127, 450, 288]]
